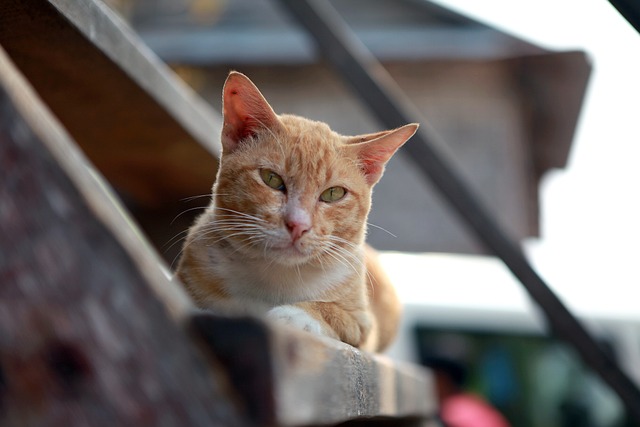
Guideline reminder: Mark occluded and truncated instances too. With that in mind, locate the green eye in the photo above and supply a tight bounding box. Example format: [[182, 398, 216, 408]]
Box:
[[320, 186, 346, 203], [260, 169, 285, 191]]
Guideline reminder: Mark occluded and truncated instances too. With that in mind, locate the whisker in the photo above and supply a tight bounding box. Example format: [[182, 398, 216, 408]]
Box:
[[166, 219, 259, 254], [296, 264, 302, 282], [247, 113, 289, 160], [367, 222, 397, 238], [213, 207, 267, 223], [163, 228, 191, 252], [248, 114, 281, 143], [226, 234, 265, 257], [314, 250, 327, 276], [323, 236, 378, 294], [170, 205, 208, 225], [322, 247, 349, 272], [323, 242, 362, 278], [173, 220, 264, 255], [326, 235, 361, 252], [180, 193, 214, 202], [260, 250, 279, 276]]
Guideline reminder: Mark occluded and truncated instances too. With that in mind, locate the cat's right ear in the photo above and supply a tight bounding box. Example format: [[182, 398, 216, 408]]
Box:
[[346, 123, 419, 185], [221, 71, 281, 154]]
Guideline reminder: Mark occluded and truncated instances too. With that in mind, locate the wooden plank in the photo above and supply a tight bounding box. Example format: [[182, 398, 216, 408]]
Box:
[[0, 0, 221, 207], [191, 314, 437, 427], [0, 46, 244, 426]]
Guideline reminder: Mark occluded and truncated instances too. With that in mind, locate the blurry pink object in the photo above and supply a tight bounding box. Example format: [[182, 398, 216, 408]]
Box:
[[441, 394, 511, 427]]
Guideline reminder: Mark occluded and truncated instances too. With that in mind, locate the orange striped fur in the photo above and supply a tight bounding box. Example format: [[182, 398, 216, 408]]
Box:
[[176, 72, 417, 351]]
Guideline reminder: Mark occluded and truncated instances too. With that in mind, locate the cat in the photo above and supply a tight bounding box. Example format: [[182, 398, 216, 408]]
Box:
[[176, 71, 418, 352]]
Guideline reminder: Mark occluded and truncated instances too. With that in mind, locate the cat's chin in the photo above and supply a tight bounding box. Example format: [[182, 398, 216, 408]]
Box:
[[268, 246, 315, 266]]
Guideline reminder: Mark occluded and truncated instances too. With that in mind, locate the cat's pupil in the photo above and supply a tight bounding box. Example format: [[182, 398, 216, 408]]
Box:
[[260, 169, 286, 192], [320, 186, 346, 203]]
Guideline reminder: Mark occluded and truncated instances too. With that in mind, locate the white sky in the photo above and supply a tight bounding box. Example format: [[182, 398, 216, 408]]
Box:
[[422, 0, 640, 317]]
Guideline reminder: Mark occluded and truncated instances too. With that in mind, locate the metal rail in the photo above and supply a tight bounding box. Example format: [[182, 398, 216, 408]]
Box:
[[275, 0, 640, 421], [610, 0, 640, 33]]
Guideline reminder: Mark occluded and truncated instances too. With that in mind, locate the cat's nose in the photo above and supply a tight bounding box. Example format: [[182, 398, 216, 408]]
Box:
[[285, 203, 311, 242], [285, 218, 310, 241]]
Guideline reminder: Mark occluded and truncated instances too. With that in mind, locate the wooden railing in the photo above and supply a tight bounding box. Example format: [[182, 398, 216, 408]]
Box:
[[0, 1, 437, 426]]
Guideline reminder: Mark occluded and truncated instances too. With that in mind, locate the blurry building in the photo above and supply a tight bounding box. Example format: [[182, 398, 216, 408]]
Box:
[[123, 0, 590, 255]]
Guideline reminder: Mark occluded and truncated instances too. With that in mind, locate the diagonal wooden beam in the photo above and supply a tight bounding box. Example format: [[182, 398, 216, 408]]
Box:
[[0, 0, 221, 207]]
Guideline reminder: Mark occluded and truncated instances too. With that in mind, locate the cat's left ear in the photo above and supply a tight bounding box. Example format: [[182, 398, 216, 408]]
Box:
[[346, 123, 419, 185], [221, 71, 281, 154]]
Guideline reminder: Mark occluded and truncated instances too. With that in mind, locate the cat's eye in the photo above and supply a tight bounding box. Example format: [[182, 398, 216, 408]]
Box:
[[260, 169, 286, 191], [320, 186, 346, 203]]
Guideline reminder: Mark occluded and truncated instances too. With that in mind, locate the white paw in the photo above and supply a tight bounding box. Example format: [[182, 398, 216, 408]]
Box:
[[267, 305, 324, 335]]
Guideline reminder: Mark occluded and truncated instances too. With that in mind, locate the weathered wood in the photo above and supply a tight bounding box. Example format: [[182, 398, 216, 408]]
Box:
[[0, 0, 221, 207], [0, 46, 244, 427], [191, 314, 437, 427]]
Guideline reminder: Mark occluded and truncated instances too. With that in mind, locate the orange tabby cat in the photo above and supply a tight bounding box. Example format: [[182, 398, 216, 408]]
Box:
[[176, 71, 418, 352]]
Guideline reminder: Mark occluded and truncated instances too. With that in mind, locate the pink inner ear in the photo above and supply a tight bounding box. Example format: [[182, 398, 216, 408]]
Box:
[[360, 160, 384, 182], [358, 146, 392, 184], [221, 72, 280, 152], [223, 88, 256, 141], [227, 111, 257, 142], [352, 123, 419, 185]]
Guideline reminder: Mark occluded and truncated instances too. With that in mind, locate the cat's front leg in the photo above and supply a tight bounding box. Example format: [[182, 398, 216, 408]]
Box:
[[267, 302, 373, 349], [267, 305, 336, 338], [300, 301, 374, 349]]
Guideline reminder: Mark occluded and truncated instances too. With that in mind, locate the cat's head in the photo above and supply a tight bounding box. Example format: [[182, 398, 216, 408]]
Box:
[[211, 71, 417, 267]]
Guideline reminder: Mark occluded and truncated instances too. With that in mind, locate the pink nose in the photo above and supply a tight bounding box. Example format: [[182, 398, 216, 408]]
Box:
[[285, 218, 310, 241]]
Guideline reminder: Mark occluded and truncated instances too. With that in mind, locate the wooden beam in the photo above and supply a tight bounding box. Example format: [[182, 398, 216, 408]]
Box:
[[191, 313, 436, 426], [0, 0, 221, 207], [0, 46, 243, 426]]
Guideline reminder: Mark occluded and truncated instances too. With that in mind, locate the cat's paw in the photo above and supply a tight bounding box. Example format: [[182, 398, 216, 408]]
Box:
[[267, 305, 324, 336]]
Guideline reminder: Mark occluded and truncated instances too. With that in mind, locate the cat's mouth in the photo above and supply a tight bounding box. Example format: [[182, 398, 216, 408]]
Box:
[[278, 242, 308, 256], [270, 240, 316, 264]]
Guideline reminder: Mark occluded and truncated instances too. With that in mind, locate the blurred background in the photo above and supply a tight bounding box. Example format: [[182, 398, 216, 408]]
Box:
[[100, 1, 640, 426]]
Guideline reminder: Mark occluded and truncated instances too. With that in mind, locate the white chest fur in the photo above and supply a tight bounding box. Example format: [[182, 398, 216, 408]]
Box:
[[205, 244, 358, 307]]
